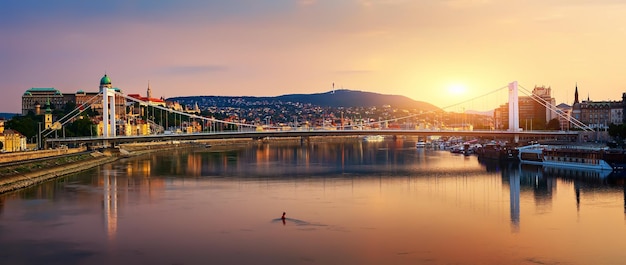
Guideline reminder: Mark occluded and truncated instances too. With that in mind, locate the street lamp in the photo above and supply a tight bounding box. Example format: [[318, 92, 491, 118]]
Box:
[[37, 122, 42, 150]]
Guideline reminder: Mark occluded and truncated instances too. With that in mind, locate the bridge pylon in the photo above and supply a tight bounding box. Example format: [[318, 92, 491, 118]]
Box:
[[508, 81, 521, 143], [100, 74, 116, 138]]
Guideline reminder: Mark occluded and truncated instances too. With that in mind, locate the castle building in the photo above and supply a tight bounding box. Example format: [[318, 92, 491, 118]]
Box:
[[21, 88, 70, 115]]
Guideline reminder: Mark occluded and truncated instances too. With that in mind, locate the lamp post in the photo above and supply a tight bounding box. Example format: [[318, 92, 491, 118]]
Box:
[[37, 122, 42, 150]]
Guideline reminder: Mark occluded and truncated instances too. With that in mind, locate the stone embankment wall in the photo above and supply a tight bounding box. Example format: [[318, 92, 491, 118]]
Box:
[[0, 153, 117, 194], [0, 147, 87, 164], [0, 138, 295, 194]]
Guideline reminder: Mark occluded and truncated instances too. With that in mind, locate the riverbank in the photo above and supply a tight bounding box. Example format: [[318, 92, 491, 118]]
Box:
[[0, 138, 261, 194], [0, 152, 117, 194]]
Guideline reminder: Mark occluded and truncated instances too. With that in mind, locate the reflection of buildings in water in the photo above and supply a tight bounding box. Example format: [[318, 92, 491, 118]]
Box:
[[124, 159, 152, 178], [101, 160, 168, 241], [186, 152, 202, 177], [103, 171, 118, 241]]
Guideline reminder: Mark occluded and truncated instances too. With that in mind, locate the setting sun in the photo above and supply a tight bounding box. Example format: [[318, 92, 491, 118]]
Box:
[[447, 84, 467, 95]]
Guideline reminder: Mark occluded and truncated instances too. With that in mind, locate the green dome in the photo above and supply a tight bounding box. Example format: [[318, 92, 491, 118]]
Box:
[[100, 74, 112, 85]]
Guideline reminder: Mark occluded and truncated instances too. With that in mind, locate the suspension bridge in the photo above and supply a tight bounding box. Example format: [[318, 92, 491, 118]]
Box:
[[44, 80, 586, 148]]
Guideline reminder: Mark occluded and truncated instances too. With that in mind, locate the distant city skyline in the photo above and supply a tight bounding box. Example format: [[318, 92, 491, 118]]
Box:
[[3, 0, 626, 113]]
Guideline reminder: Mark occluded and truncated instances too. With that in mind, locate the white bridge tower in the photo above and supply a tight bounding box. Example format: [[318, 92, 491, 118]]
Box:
[[100, 74, 116, 138], [508, 81, 520, 132]]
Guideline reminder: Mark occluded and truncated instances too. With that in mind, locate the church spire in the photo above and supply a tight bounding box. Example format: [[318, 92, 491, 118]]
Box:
[[574, 83, 579, 104], [147, 81, 152, 99]]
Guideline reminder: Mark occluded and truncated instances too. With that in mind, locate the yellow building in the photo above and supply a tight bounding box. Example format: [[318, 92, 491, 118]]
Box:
[[44, 100, 53, 129], [0, 129, 27, 152], [124, 120, 151, 136]]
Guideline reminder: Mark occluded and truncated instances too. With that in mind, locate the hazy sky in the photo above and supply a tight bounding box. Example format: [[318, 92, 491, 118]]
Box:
[[2, 0, 626, 112]]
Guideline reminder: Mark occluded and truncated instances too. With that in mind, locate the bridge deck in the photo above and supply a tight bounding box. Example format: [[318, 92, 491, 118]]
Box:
[[46, 129, 580, 147]]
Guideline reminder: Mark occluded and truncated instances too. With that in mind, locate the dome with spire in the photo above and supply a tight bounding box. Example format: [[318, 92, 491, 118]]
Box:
[[100, 74, 112, 85]]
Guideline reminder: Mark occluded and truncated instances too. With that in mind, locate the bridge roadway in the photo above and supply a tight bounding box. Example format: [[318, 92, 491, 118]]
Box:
[[45, 129, 580, 147]]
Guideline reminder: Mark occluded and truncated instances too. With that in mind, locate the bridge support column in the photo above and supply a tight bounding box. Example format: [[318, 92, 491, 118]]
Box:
[[103, 89, 108, 137], [508, 81, 520, 143], [102, 88, 116, 138], [109, 89, 116, 138]]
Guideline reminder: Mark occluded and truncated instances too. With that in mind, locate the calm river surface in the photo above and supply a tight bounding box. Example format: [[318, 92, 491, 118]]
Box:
[[1, 139, 626, 265]]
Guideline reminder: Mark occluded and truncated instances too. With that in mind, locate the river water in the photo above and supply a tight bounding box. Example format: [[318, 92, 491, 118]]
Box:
[[1, 139, 626, 265]]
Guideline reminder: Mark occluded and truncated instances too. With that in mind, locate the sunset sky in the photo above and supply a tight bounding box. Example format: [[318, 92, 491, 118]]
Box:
[[2, 0, 626, 113]]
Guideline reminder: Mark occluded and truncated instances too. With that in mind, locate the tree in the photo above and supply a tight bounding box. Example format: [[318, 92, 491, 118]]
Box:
[[65, 115, 95, 137], [5, 115, 39, 140], [608, 123, 626, 139], [545, 118, 561, 130], [63, 101, 77, 115]]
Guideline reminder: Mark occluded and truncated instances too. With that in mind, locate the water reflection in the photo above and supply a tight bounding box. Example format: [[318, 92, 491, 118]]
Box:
[[479, 158, 626, 233], [103, 169, 118, 240], [1, 141, 626, 265]]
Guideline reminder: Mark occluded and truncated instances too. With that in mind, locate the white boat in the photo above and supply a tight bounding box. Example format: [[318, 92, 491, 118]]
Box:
[[363, 135, 385, 142], [517, 144, 613, 171], [416, 141, 426, 148]]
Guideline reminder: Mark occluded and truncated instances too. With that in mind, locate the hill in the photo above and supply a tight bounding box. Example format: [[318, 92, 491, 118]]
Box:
[[167, 89, 440, 111], [0, 113, 19, 120]]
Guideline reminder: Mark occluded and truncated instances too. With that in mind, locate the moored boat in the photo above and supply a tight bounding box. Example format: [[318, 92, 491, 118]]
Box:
[[476, 143, 519, 161], [518, 144, 613, 171]]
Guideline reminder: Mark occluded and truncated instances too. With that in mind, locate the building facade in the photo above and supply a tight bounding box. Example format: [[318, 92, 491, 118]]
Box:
[[0, 129, 27, 152], [555, 103, 571, 131], [21, 88, 68, 115], [571, 87, 625, 130], [573, 100, 622, 130]]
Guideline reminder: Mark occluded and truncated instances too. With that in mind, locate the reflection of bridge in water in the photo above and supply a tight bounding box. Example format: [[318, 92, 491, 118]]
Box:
[[45, 80, 588, 148], [480, 159, 626, 233]]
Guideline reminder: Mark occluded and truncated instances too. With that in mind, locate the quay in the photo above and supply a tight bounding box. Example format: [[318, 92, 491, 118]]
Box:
[[0, 138, 254, 194]]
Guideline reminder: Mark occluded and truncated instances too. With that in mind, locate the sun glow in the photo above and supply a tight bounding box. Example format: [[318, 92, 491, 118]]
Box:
[[447, 83, 467, 95]]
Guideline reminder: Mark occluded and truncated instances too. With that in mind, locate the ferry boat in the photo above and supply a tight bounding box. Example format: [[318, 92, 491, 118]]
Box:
[[517, 144, 613, 171]]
